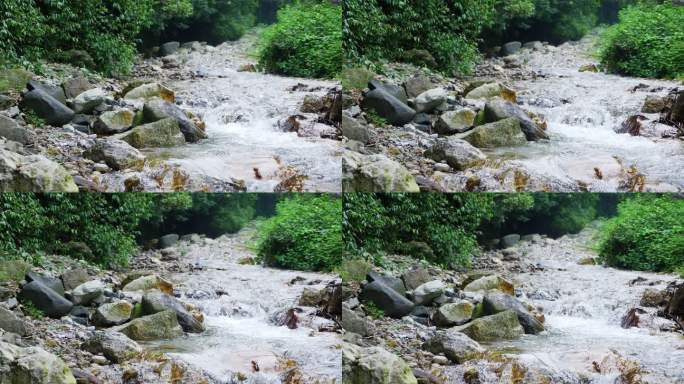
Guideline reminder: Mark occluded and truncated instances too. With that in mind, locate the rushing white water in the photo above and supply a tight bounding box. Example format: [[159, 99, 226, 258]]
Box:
[[492, 227, 684, 383], [492, 35, 684, 191], [146, 228, 341, 384], [151, 32, 342, 192]]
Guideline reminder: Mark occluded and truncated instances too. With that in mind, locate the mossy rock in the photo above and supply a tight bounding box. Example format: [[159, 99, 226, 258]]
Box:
[[0, 259, 31, 282]]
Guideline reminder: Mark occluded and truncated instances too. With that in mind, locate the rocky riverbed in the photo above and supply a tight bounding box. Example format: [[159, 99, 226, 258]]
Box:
[[341, 34, 684, 192], [342, 225, 684, 383], [0, 31, 341, 192], [0, 226, 341, 384]]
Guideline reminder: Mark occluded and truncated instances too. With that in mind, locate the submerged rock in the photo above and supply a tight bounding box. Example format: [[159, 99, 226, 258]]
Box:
[[141, 291, 204, 333]]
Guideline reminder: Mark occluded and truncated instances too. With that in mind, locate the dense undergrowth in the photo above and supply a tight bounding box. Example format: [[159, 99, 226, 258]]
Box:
[[343, 0, 679, 80], [599, 2, 684, 79], [0, 0, 340, 78], [598, 195, 684, 273]]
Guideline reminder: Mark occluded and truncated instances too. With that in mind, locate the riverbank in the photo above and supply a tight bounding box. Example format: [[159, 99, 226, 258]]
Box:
[[342, 224, 684, 383], [0, 30, 342, 192], [0, 226, 341, 384], [341, 33, 684, 192]]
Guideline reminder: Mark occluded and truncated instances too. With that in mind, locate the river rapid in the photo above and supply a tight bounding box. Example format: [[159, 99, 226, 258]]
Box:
[[144, 227, 341, 384], [466, 226, 684, 383], [146, 32, 342, 192], [493, 35, 684, 192]]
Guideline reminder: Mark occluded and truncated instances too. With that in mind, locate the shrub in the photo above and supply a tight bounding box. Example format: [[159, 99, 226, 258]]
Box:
[[257, 195, 343, 271], [598, 195, 684, 272], [258, 1, 342, 78], [599, 3, 684, 79], [336, 258, 372, 282]]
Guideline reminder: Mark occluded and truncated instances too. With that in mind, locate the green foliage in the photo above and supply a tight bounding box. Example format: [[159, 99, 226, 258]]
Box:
[[365, 110, 388, 127], [599, 3, 684, 79], [257, 195, 343, 271], [0, 259, 31, 283], [344, 194, 496, 267], [258, 1, 342, 78], [22, 301, 44, 319], [598, 195, 684, 272], [336, 257, 373, 282], [340, 66, 377, 90], [23, 110, 45, 127], [344, 0, 497, 75], [364, 302, 385, 319]]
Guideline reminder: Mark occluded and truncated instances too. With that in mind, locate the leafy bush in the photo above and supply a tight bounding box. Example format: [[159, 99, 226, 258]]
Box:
[[257, 195, 343, 271], [598, 195, 684, 272], [344, 194, 496, 267], [336, 257, 372, 282], [599, 3, 684, 79], [258, 1, 342, 78]]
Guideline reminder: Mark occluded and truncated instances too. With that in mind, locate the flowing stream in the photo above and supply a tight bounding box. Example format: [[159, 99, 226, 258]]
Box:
[[490, 35, 684, 191], [149, 32, 342, 192], [145, 227, 341, 384], [490, 227, 684, 383]]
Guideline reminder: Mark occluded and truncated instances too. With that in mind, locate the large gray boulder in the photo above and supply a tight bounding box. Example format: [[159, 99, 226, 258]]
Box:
[[70, 280, 104, 306], [123, 117, 190, 149], [403, 75, 434, 99], [483, 292, 544, 334], [27, 80, 66, 105], [60, 269, 90, 291], [158, 234, 179, 249], [342, 306, 374, 336], [160, 42, 180, 56], [401, 266, 432, 291], [20, 88, 74, 126], [26, 271, 64, 297], [72, 88, 106, 114], [141, 291, 204, 333], [142, 98, 206, 142], [367, 271, 406, 296], [0, 341, 77, 384], [484, 98, 549, 141], [0, 115, 34, 145], [413, 88, 447, 114], [0, 149, 78, 192], [369, 80, 408, 105], [461, 117, 527, 148], [114, 310, 184, 341], [455, 310, 524, 342], [412, 280, 445, 306], [435, 108, 476, 134], [61, 77, 93, 99], [359, 281, 414, 319], [343, 344, 418, 384], [123, 83, 175, 103], [83, 138, 145, 171], [360, 88, 416, 126], [502, 41, 522, 56], [81, 330, 141, 363], [342, 115, 370, 144], [0, 307, 27, 336], [342, 151, 419, 192], [422, 329, 484, 363], [425, 137, 485, 171], [18, 281, 73, 318], [463, 275, 514, 295]]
